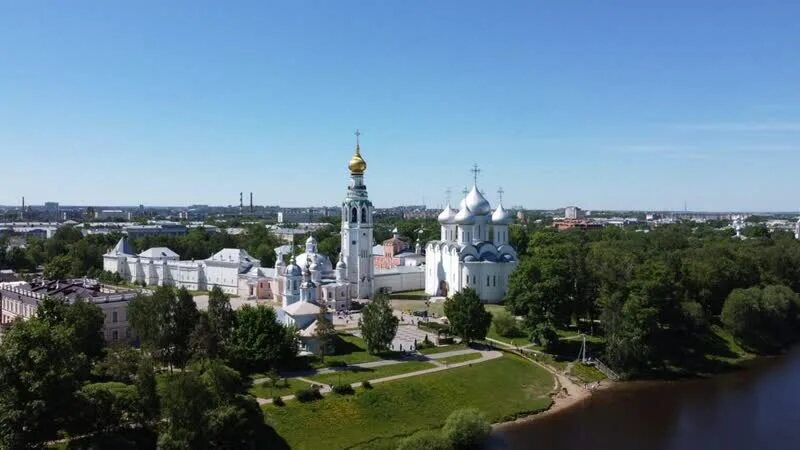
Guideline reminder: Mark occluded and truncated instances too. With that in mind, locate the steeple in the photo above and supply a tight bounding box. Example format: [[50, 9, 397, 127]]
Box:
[[348, 129, 367, 174]]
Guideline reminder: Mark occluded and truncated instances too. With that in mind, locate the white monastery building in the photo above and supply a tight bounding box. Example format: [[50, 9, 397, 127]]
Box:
[[425, 167, 518, 303]]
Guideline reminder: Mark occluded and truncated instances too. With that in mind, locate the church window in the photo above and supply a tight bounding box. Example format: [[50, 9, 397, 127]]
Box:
[[493, 275, 496, 287], [351, 207, 358, 223], [361, 207, 367, 223], [486, 276, 490, 286]]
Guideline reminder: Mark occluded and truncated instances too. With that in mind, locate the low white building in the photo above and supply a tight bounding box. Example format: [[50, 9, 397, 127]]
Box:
[[103, 237, 265, 296]]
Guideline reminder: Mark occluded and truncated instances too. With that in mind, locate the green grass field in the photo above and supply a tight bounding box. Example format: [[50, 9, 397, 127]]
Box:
[[486, 325, 534, 346], [263, 355, 554, 449], [418, 343, 469, 355], [321, 333, 385, 366], [570, 363, 607, 383], [435, 352, 482, 365], [249, 378, 314, 399], [305, 361, 436, 386]]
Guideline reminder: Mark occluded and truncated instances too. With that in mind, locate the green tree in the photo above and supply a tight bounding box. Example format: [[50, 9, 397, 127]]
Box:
[[441, 408, 491, 450], [77, 382, 141, 434], [43, 254, 74, 279], [359, 293, 399, 354], [492, 310, 521, 338], [92, 344, 142, 383], [314, 304, 336, 361], [37, 296, 106, 363], [0, 319, 86, 448], [444, 288, 492, 343], [397, 430, 451, 450], [229, 304, 297, 372], [721, 285, 799, 352], [136, 357, 160, 423], [128, 286, 198, 369], [207, 285, 236, 354]]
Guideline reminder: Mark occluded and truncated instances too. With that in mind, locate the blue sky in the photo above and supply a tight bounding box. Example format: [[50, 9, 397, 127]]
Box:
[[1, 1, 798, 211]]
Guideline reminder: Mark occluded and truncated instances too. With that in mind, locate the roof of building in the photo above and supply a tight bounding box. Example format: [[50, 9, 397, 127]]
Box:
[[138, 247, 179, 259], [283, 301, 322, 316]]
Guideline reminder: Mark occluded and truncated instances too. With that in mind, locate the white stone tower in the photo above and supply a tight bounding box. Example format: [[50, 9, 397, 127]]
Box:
[[341, 130, 374, 299]]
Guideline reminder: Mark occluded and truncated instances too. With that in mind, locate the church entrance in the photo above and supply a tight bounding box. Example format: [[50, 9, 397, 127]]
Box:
[[438, 280, 449, 297]]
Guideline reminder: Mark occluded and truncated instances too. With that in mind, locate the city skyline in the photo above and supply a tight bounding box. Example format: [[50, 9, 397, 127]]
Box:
[[1, 1, 799, 211]]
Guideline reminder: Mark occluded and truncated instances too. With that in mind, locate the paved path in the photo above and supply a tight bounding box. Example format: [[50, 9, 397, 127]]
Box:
[[254, 349, 502, 405]]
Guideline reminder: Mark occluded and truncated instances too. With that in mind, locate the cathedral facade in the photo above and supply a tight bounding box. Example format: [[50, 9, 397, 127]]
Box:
[[424, 180, 518, 303]]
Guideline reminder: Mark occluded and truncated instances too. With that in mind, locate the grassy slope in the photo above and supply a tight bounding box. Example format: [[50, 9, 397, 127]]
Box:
[[249, 378, 313, 398], [418, 343, 468, 355], [263, 355, 554, 449], [306, 361, 436, 386], [435, 352, 483, 365]]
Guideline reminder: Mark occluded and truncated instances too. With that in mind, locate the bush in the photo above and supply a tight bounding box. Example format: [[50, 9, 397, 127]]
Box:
[[441, 408, 491, 450], [492, 311, 522, 338], [332, 384, 355, 395], [295, 388, 322, 403], [397, 430, 451, 450], [272, 396, 284, 406], [327, 360, 347, 368], [361, 380, 373, 389]]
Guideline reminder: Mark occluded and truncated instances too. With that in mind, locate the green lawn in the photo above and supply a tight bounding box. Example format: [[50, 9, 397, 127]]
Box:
[[418, 343, 468, 355], [570, 363, 607, 383], [320, 333, 385, 366], [263, 355, 554, 449], [486, 325, 534, 346], [249, 378, 314, 399], [435, 352, 482, 365], [305, 361, 436, 386]]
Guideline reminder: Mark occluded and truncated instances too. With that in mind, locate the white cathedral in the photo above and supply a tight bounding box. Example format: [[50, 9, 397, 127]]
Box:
[[425, 171, 518, 303]]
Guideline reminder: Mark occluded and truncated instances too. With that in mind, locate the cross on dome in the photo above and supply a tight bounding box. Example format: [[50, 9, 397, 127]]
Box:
[[470, 163, 481, 185], [497, 187, 505, 203]]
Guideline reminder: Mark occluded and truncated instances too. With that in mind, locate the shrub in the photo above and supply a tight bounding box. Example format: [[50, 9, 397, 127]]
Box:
[[492, 311, 522, 338], [361, 380, 373, 389], [332, 384, 355, 395], [397, 430, 451, 450], [295, 388, 322, 403], [441, 408, 490, 450], [327, 360, 347, 368], [272, 396, 285, 406]]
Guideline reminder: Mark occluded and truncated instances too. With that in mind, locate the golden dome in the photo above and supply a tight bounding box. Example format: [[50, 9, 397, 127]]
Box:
[[348, 144, 367, 174]]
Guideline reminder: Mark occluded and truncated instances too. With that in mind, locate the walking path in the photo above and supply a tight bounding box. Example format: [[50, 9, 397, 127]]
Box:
[[254, 348, 502, 405]]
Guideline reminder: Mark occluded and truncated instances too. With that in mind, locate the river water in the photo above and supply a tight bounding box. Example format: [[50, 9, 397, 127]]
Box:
[[497, 347, 800, 450]]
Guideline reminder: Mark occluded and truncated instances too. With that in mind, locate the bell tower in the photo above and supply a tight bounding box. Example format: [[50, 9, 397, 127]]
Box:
[[341, 130, 374, 299]]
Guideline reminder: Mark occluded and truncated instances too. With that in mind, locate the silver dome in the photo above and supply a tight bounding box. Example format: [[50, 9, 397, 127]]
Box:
[[437, 204, 457, 224], [285, 257, 302, 277], [491, 203, 513, 225], [465, 185, 491, 216], [454, 206, 476, 225]]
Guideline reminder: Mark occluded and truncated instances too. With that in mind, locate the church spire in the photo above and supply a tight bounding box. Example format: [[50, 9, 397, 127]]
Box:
[[348, 129, 367, 174]]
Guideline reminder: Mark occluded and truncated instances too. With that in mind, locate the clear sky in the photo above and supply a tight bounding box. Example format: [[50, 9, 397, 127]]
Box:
[[1, 1, 798, 211]]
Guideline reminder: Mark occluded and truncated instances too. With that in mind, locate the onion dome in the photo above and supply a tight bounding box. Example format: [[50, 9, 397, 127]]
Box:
[[454, 206, 476, 225], [306, 235, 317, 245], [348, 144, 367, 174], [465, 185, 491, 216], [336, 253, 347, 270], [437, 204, 457, 224], [491, 203, 513, 225], [275, 257, 286, 269], [285, 256, 302, 277]]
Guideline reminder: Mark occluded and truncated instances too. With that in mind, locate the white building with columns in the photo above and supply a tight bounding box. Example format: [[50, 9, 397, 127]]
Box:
[[425, 171, 518, 303]]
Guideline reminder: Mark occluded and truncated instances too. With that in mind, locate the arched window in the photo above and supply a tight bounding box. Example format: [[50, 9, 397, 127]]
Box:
[[361, 207, 367, 223], [351, 207, 358, 223]]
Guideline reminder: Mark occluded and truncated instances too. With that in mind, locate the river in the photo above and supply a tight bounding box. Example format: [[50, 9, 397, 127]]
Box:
[[496, 347, 800, 450]]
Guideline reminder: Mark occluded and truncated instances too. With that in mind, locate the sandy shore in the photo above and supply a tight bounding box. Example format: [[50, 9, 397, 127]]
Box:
[[493, 359, 615, 430]]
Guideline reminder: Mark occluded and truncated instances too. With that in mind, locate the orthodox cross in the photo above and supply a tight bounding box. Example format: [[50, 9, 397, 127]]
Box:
[[462, 186, 468, 197], [470, 163, 481, 185], [497, 187, 505, 203], [354, 129, 361, 146], [445, 187, 452, 205]]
